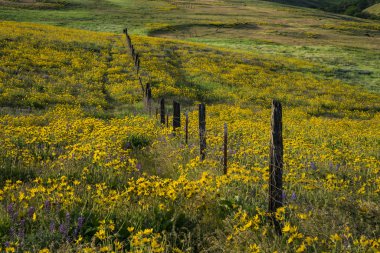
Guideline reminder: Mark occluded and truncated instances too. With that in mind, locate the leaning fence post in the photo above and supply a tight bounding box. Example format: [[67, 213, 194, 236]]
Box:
[[131, 45, 135, 58], [199, 103, 206, 161], [127, 36, 131, 50], [138, 77, 145, 94], [223, 123, 228, 175], [135, 54, 139, 74], [160, 98, 165, 125], [145, 83, 152, 115], [269, 100, 284, 235], [185, 112, 189, 145], [173, 101, 181, 132]]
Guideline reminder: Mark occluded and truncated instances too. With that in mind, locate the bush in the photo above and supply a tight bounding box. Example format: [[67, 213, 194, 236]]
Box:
[[122, 134, 150, 150]]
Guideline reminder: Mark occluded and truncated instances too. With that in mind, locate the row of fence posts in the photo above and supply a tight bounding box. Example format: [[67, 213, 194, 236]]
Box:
[[158, 100, 208, 161], [123, 28, 152, 112], [124, 26, 283, 235], [157, 99, 283, 233]]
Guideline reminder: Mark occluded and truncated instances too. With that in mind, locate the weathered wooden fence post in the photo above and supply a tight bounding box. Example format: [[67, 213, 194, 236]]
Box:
[[123, 28, 132, 56], [269, 100, 284, 235], [127, 36, 132, 50], [139, 77, 144, 94], [185, 112, 189, 145], [123, 28, 129, 44], [160, 98, 165, 125], [135, 54, 139, 74], [145, 83, 152, 115], [199, 103, 206, 161], [173, 101, 181, 132], [223, 123, 228, 175], [131, 45, 135, 58]]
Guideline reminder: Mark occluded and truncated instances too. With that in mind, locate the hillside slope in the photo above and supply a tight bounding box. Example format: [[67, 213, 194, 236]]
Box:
[[1, 21, 378, 113], [266, 0, 380, 16], [1, 0, 380, 93], [364, 2, 380, 16], [0, 21, 379, 252]]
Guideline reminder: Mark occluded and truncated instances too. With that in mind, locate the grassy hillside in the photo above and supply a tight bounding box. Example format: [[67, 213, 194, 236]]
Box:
[[0, 21, 379, 252], [364, 3, 380, 16], [1, 0, 379, 94], [265, 0, 380, 16]]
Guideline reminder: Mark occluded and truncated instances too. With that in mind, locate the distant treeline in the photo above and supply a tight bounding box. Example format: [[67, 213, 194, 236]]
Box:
[[266, 0, 380, 18]]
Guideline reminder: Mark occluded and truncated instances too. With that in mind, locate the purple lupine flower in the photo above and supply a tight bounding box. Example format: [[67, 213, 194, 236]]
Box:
[[65, 212, 71, 225], [27, 206, 35, 219], [6, 203, 17, 221], [59, 223, 67, 236], [310, 162, 317, 170], [343, 236, 350, 248], [18, 219, 25, 239], [58, 212, 71, 241], [73, 216, 85, 238], [77, 216, 85, 230], [6, 203, 14, 215], [282, 191, 286, 201], [136, 163, 142, 172], [44, 200, 51, 213], [291, 192, 297, 201], [73, 227, 79, 238], [9, 227, 15, 238], [49, 220, 56, 232]]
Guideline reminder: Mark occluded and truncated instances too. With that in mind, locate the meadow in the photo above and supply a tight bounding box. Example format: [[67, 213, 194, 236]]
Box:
[[0, 0, 380, 252], [0, 19, 379, 252], [1, 0, 380, 93]]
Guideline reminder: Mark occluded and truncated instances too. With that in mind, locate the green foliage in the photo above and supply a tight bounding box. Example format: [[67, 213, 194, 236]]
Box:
[[123, 134, 151, 150]]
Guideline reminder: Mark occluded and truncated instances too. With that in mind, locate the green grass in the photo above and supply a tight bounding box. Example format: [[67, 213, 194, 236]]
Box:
[[1, 0, 379, 94], [364, 3, 380, 16], [185, 37, 380, 93]]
